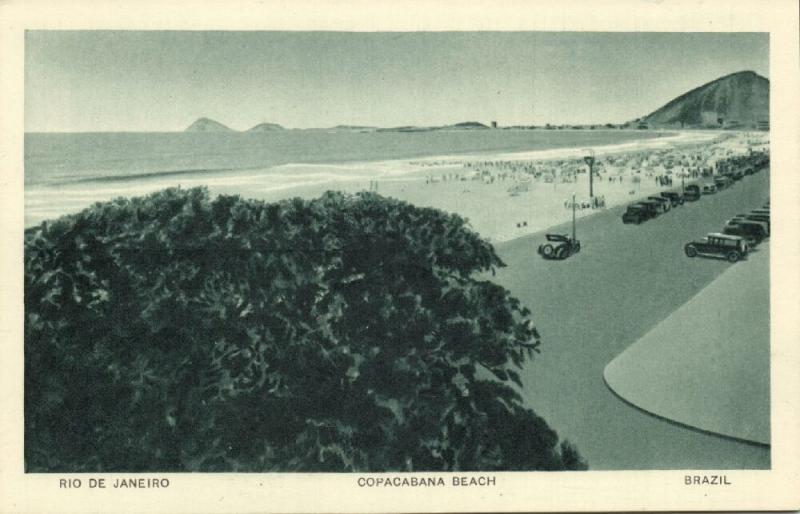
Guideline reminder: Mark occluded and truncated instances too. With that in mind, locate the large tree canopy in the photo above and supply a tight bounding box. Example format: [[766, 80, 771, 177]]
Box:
[[25, 187, 586, 472]]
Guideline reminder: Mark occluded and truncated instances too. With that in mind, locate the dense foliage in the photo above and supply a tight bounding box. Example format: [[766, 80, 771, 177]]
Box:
[[25, 187, 586, 472]]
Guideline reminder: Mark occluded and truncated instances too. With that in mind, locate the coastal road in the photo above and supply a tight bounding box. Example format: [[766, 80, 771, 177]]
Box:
[[491, 170, 770, 469]]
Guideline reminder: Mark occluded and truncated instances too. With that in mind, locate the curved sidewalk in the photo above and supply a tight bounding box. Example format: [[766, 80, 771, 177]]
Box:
[[604, 244, 770, 445]]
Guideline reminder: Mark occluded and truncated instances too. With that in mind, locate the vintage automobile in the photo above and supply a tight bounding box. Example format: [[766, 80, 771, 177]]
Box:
[[538, 233, 581, 260], [684, 232, 749, 262], [635, 199, 662, 216], [622, 204, 651, 224], [744, 213, 770, 232], [660, 191, 685, 207], [701, 183, 717, 195], [722, 223, 767, 245], [725, 169, 744, 181], [684, 184, 702, 201], [647, 196, 671, 212], [713, 176, 732, 190], [729, 216, 769, 236]]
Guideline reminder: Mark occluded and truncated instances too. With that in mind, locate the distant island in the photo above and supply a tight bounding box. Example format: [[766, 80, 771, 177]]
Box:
[[247, 122, 285, 132], [330, 125, 378, 131], [184, 117, 236, 132], [376, 121, 491, 133], [183, 71, 769, 133], [185, 118, 285, 132]]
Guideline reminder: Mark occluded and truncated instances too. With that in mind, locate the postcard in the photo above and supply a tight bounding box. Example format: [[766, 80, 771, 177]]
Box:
[[1, 0, 798, 512]]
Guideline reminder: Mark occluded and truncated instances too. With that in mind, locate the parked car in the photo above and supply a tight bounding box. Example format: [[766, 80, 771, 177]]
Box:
[[635, 201, 660, 219], [538, 233, 581, 260], [701, 183, 717, 195], [639, 199, 664, 216], [723, 169, 744, 181], [622, 204, 651, 224], [722, 223, 766, 246], [744, 213, 770, 232], [647, 196, 671, 212], [660, 191, 685, 207], [684, 184, 702, 201], [729, 216, 770, 236], [684, 233, 749, 262], [713, 176, 732, 190]]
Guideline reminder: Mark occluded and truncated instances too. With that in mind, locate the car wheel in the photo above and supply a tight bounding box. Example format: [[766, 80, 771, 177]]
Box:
[[541, 244, 553, 257], [685, 246, 698, 258], [727, 251, 740, 263], [574, 242, 581, 252]]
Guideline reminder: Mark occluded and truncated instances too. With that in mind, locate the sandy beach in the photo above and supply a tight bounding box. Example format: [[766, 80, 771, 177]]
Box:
[[24, 130, 769, 245]]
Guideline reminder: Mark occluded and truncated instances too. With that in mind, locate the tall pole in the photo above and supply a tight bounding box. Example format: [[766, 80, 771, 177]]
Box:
[[572, 192, 576, 241], [584, 152, 595, 198]]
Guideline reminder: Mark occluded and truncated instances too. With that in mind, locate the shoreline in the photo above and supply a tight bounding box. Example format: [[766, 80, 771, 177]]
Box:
[[24, 130, 765, 237]]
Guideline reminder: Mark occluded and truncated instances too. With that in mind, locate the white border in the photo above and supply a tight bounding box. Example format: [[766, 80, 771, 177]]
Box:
[[1, 1, 798, 512]]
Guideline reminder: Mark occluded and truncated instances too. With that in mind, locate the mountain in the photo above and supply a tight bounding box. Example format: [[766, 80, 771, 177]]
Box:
[[247, 122, 285, 132], [449, 121, 490, 129], [642, 71, 769, 129], [185, 118, 234, 132]]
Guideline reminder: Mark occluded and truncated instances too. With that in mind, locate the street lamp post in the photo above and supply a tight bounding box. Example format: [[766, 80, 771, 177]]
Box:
[[583, 149, 596, 198], [572, 192, 577, 242]]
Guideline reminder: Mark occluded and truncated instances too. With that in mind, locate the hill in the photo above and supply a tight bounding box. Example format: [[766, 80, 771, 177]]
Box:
[[642, 71, 769, 129], [185, 118, 234, 132], [449, 121, 490, 129], [247, 122, 285, 132], [330, 125, 378, 131], [376, 121, 491, 133]]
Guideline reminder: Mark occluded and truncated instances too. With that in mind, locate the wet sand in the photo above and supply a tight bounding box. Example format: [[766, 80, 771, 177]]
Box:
[[25, 130, 751, 236]]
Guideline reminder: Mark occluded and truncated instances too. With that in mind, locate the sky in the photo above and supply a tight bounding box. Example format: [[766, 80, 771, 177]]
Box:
[[24, 31, 769, 132]]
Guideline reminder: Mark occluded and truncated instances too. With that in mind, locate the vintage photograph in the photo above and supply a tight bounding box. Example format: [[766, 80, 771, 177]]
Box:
[[22, 30, 773, 474]]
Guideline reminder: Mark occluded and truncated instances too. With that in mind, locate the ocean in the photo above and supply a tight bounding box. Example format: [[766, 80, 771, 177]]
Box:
[[24, 129, 666, 227]]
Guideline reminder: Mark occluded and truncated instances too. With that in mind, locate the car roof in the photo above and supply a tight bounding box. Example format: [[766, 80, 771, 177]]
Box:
[[545, 233, 569, 241], [732, 221, 764, 229], [708, 232, 743, 240]]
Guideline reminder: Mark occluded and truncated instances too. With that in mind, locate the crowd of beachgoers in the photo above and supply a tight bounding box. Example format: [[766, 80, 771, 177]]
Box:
[[411, 132, 768, 204], [24, 130, 769, 244], [389, 132, 770, 241]]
